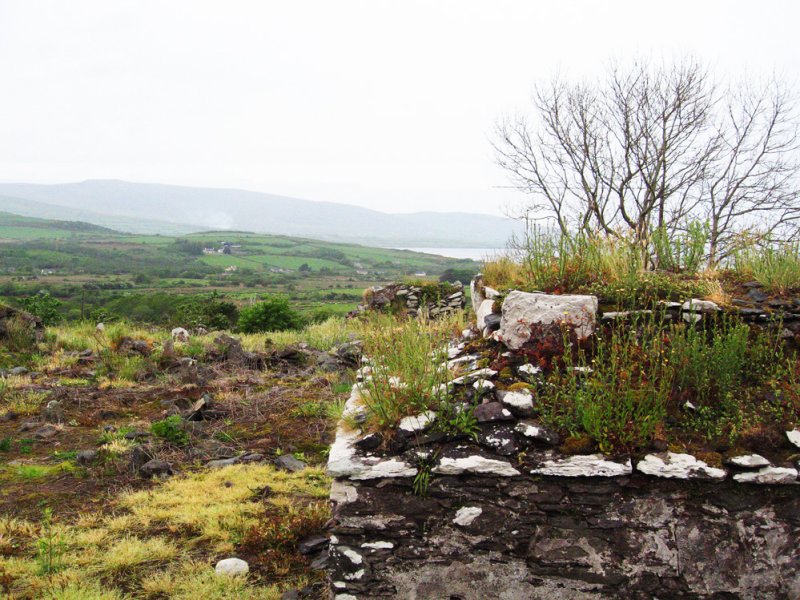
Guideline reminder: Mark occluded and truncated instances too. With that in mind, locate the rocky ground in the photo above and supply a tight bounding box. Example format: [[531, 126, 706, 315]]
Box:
[[0, 323, 357, 599]]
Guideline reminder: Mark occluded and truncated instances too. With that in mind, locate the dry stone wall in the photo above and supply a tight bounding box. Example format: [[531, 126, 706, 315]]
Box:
[[327, 281, 800, 599], [327, 386, 800, 599]]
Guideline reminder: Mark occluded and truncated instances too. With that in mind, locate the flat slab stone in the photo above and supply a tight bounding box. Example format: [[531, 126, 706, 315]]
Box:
[[733, 466, 798, 485], [497, 291, 598, 350], [531, 453, 632, 477], [453, 506, 482, 526], [451, 368, 497, 385], [433, 455, 520, 477], [724, 454, 771, 469], [786, 429, 800, 450], [398, 411, 436, 434], [636, 452, 726, 480]]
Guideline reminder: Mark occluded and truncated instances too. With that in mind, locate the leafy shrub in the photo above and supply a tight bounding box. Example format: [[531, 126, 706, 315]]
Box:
[[236, 296, 304, 333], [18, 292, 62, 325], [150, 415, 189, 446]]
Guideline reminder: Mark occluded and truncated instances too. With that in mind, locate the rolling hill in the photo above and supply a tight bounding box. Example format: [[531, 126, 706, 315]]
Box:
[[0, 180, 519, 247]]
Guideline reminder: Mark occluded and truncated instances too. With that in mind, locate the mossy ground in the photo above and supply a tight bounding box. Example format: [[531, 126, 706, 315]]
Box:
[[0, 323, 350, 599]]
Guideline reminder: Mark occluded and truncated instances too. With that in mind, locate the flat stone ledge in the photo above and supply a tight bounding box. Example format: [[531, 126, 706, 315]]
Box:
[[432, 455, 520, 477], [733, 466, 799, 485], [530, 453, 632, 477], [636, 452, 727, 480]]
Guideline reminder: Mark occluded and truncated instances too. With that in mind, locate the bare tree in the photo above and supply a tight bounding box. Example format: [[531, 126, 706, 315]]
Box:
[[495, 59, 800, 265], [703, 79, 800, 263]]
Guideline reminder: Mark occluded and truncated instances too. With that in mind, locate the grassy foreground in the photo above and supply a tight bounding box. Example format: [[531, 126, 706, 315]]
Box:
[[0, 318, 363, 599]]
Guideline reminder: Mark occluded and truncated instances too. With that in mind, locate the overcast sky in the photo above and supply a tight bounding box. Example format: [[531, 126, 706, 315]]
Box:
[[1, 1, 798, 216]]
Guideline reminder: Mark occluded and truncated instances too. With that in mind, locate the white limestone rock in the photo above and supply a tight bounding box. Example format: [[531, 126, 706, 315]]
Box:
[[499, 390, 534, 415], [473, 379, 495, 392], [453, 506, 483, 527], [786, 429, 800, 450], [215, 557, 249, 576], [327, 387, 418, 480], [447, 343, 465, 359], [497, 291, 598, 350], [171, 327, 190, 343], [398, 411, 436, 434], [447, 354, 480, 370], [725, 454, 771, 469], [361, 541, 394, 550], [330, 480, 359, 505], [531, 453, 632, 477], [681, 299, 720, 323], [636, 452, 726, 480], [451, 368, 497, 385], [518, 363, 542, 378], [433, 455, 520, 477], [733, 466, 798, 485], [476, 298, 498, 335]]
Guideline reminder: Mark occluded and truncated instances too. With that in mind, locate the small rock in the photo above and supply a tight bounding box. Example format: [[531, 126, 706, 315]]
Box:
[[33, 424, 59, 440], [786, 429, 800, 450], [207, 457, 239, 468], [636, 452, 726, 480], [398, 411, 436, 435], [139, 459, 172, 478], [298, 535, 329, 555], [95, 322, 105, 332], [76, 449, 99, 465], [473, 402, 514, 423], [354, 432, 383, 451], [215, 557, 249, 576], [171, 327, 190, 343], [240, 453, 264, 463], [531, 453, 632, 477], [514, 421, 559, 445], [9, 366, 28, 376], [275, 454, 307, 472], [453, 506, 482, 526], [124, 430, 152, 440], [747, 288, 769, 303], [498, 390, 534, 417], [477, 425, 519, 456]]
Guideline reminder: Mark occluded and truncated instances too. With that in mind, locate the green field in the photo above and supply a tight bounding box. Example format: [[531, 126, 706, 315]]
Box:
[[0, 212, 480, 324]]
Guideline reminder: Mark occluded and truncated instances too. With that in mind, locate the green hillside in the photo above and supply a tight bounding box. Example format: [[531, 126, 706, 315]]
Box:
[[0, 211, 479, 324]]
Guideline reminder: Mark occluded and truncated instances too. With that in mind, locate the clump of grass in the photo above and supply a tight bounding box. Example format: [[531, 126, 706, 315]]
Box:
[[2, 390, 48, 416], [481, 256, 525, 290], [240, 316, 358, 352], [734, 242, 800, 294], [3, 315, 39, 353], [357, 314, 452, 429]]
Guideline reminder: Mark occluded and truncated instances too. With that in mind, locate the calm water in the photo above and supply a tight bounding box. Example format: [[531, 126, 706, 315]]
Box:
[[398, 247, 507, 261]]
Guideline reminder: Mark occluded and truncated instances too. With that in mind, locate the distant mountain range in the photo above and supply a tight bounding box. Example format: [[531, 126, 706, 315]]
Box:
[[0, 180, 519, 247]]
